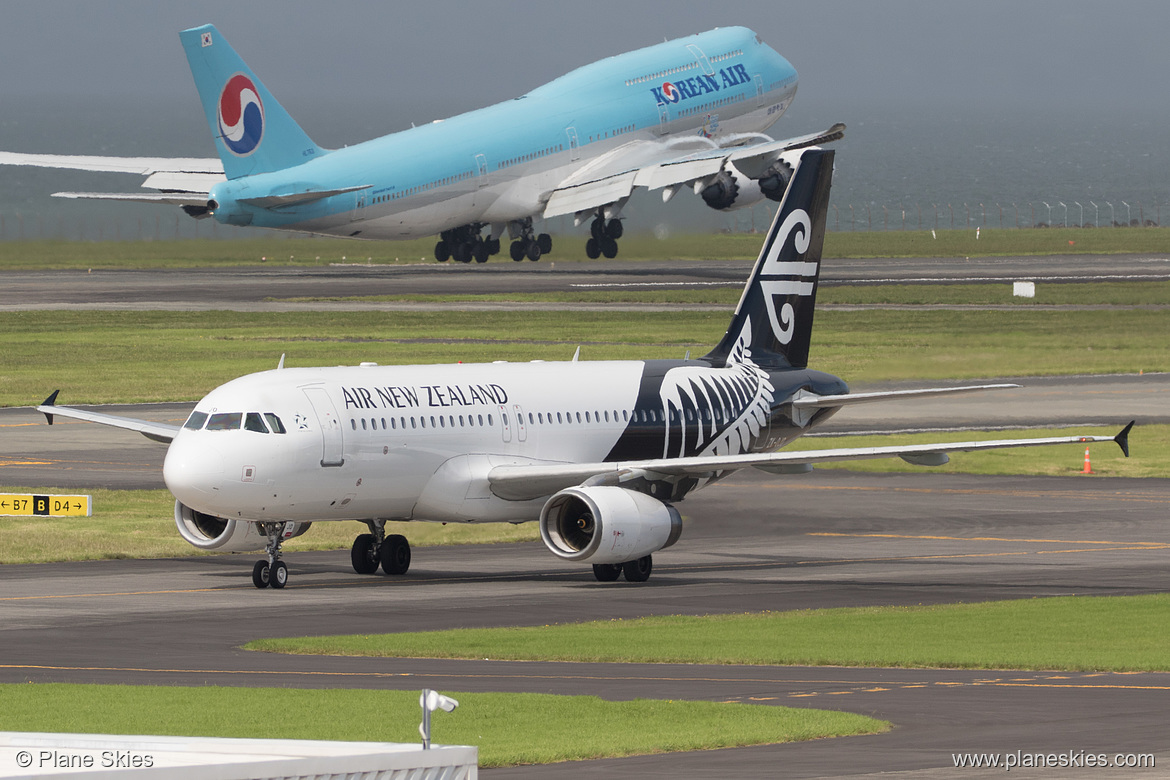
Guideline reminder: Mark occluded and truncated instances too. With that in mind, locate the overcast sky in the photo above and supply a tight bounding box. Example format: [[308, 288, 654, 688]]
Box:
[[2, 0, 1166, 146], [0, 0, 1165, 236]]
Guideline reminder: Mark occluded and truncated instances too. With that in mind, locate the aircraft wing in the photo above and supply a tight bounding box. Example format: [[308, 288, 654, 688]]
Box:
[[35, 391, 179, 444], [542, 123, 845, 219], [0, 151, 224, 206], [487, 422, 1133, 501], [791, 384, 1020, 409]]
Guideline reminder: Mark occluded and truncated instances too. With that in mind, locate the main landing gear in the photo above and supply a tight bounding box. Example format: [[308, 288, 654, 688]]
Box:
[[252, 522, 290, 589], [585, 215, 622, 259], [509, 217, 551, 262], [591, 554, 652, 583], [350, 520, 412, 577], [435, 224, 499, 264]]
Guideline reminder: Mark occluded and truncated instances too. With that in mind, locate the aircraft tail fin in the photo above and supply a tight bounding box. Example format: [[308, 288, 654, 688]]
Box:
[[179, 25, 325, 180], [703, 148, 834, 369]]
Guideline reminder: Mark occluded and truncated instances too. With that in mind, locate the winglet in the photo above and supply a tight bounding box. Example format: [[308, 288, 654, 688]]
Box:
[[1114, 420, 1134, 458], [40, 390, 60, 425]]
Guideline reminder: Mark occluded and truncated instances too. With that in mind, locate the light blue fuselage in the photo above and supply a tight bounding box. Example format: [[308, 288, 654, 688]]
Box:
[[208, 27, 798, 239]]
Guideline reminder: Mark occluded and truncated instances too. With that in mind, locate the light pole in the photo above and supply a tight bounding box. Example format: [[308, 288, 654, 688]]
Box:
[[1106, 201, 1114, 226], [1122, 201, 1131, 225], [1090, 201, 1099, 228], [1074, 202, 1083, 228], [1058, 202, 1067, 228], [1042, 202, 1051, 225]]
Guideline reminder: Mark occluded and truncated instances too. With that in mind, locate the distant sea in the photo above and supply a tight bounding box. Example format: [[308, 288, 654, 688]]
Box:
[[1, 95, 1166, 240]]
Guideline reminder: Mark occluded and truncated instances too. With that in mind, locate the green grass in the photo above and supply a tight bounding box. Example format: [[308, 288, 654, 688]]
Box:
[[0, 684, 886, 767], [247, 595, 1170, 673], [2, 308, 1165, 406], [0, 227, 1167, 270], [0, 487, 538, 565]]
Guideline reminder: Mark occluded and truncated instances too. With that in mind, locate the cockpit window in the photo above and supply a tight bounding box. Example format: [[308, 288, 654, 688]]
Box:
[[244, 412, 269, 433], [264, 413, 286, 434], [206, 412, 243, 431], [183, 411, 208, 431]]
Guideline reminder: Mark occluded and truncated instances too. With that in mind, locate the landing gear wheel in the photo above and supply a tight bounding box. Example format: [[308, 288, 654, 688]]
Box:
[[434, 240, 450, 262], [380, 534, 411, 575], [252, 560, 270, 589], [590, 216, 606, 240], [537, 233, 552, 254], [510, 240, 525, 262], [525, 240, 542, 261], [605, 220, 623, 240], [585, 238, 601, 259], [486, 237, 501, 255], [472, 241, 489, 263], [592, 563, 622, 582], [270, 560, 288, 589], [453, 243, 472, 263], [351, 533, 380, 574], [600, 236, 619, 259], [622, 555, 652, 582]]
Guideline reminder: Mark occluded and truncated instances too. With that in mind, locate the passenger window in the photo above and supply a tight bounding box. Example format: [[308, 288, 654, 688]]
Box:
[[263, 413, 286, 433], [183, 411, 208, 431], [206, 412, 243, 431], [244, 412, 269, 433]]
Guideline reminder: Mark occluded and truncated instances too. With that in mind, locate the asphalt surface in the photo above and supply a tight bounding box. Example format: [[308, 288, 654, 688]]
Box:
[[2, 252, 1168, 778], [1, 251, 1169, 311], [1, 470, 1168, 778]]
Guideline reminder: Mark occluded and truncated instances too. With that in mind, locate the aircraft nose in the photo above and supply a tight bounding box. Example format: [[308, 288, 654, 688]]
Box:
[[163, 435, 225, 502]]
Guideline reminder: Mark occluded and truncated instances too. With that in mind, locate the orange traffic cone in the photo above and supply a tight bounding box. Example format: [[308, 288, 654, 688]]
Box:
[[1081, 447, 1093, 474]]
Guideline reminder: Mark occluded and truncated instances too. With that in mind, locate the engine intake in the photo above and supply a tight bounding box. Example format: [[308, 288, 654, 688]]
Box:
[[173, 501, 310, 552], [698, 162, 766, 211], [539, 486, 682, 565]]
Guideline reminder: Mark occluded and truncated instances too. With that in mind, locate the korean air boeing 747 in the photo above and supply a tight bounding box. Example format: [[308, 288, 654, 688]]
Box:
[[36, 149, 1133, 589], [0, 24, 843, 261]]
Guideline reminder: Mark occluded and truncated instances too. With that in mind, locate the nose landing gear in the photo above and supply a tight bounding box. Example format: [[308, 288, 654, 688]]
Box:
[[252, 522, 291, 589]]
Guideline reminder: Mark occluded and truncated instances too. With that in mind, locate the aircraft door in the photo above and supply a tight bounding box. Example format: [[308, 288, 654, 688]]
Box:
[[657, 104, 669, 135], [475, 154, 489, 188], [754, 74, 765, 107], [566, 127, 580, 161], [351, 191, 366, 222], [498, 404, 512, 443], [512, 404, 527, 442], [302, 386, 345, 467]]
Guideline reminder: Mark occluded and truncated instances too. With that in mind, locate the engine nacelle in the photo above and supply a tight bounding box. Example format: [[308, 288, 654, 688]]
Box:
[[539, 486, 682, 565], [699, 163, 766, 212], [173, 501, 310, 552]]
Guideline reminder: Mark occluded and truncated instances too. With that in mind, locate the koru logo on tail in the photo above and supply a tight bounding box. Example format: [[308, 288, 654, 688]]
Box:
[[759, 208, 816, 344], [217, 73, 265, 156]]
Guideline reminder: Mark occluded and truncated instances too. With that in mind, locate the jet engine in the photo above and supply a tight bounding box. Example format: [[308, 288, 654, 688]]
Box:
[[699, 158, 795, 211], [539, 486, 682, 565], [173, 500, 310, 552], [698, 162, 765, 211]]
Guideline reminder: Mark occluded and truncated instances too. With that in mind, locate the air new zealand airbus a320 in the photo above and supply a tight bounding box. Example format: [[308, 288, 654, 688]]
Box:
[[38, 149, 1132, 589]]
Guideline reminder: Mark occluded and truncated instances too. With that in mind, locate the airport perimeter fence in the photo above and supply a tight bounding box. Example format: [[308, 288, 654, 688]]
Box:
[[1, 199, 1168, 241], [727, 200, 1168, 234]]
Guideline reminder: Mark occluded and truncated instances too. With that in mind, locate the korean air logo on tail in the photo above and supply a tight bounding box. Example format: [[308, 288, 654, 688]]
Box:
[[217, 73, 264, 156], [759, 209, 815, 344]]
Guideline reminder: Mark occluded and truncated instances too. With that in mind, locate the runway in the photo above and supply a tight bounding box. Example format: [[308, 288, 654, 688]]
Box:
[[2, 253, 1168, 777], [1, 251, 1168, 311], [1, 470, 1168, 778]]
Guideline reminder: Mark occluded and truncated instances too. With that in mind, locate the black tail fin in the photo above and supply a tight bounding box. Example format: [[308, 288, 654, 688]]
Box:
[[704, 148, 834, 369]]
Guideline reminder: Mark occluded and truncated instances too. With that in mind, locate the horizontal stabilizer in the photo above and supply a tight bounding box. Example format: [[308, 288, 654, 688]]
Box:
[[53, 192, 211, 207], [238, 185, 371, 210]]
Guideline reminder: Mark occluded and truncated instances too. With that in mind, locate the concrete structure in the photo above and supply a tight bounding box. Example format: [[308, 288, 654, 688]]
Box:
[[0, 732, 476, 779]]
